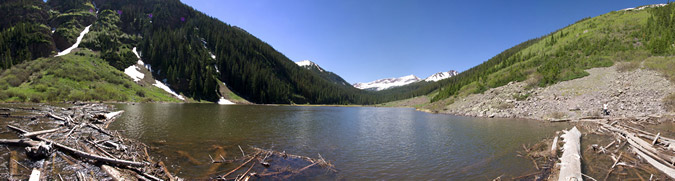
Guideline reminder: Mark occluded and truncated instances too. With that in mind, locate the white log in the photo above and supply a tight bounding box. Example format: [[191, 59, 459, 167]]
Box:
[[558, 126, 582, 181], [22, 128, 61, 138], [551, 135, 559, 156], [633, 145, 675, 179], [29, 168, 40, 181], [101, 165, 124, 181], [104, 111, 124, 120], [653, 132, 660, 145]]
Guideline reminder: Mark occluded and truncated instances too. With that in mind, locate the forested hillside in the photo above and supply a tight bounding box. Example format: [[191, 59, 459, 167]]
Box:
[[1, 0, 450, 104], [431, 4, 675, 102], [4, 0, 672, 105]]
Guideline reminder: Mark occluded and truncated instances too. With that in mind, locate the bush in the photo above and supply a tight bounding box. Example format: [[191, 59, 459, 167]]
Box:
[[494, 102, 514, 110], [549, 111, 567, 119], [665, 93, 675, 112], [4, 74, 23, 87], [512, 93, 531, 101], [135, 90, 146, 97], [616, 61, 640, 72]]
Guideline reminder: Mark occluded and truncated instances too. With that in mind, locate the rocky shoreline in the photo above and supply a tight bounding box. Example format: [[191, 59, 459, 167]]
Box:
[[436, 65, 675, 121]]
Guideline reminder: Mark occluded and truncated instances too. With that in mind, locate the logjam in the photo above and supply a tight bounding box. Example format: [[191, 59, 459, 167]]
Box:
[[8, 125, 146, 167], [0, 103, 177, 180], [558, 126, 582, 181]]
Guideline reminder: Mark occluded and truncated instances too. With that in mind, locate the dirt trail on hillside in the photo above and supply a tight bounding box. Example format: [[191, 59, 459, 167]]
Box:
[[440, 64, 675, 120]]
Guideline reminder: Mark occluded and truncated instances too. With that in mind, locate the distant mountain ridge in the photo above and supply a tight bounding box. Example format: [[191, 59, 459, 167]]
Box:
[[424, 70, 458, 82], [353, 75, 421, 91], [295, 60, 351, 86], [353, 70, 458, 91]]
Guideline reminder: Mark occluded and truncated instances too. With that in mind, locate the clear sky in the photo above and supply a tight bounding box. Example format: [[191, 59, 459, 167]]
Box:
[[180, 0, 667, 84]]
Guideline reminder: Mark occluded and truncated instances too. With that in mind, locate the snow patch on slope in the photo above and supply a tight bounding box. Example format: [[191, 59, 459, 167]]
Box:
[[353, 75, 422, 91], [218, 97, 235, 105], [621, 4, 666, 11], [153, 80, 185, 100], [56, 25, 92, 57], [124, 65, 144, 82], [125, 47, 185, 101]]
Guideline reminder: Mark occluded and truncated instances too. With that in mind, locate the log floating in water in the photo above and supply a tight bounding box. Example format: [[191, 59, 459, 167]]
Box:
[[7, 125, 146, 168], [0, 139, 40, 146], [22, 128, 61, 138], [558, 126, 582, 181]]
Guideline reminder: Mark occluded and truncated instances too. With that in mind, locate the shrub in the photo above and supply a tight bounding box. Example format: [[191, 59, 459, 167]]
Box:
[[616, 61, 640, 72], [665, 93, 675, 112], [549, 111, 567, 119], [495, 102, 514, 110], [512, 93, 531, 101], [4, 74, 23, 87]]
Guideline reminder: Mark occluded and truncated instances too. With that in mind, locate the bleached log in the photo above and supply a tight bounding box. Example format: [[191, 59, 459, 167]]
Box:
[[101, 165, 124, 181], [29, 168, 40, 181], [633, 145, 675, 179], [551, 135, 559, 156], [0, 139, 40, 146], [47, 113, 67, 121], [22, 128, 61, 138], [558, 126, 582, 181], [104, 111, 124, 120], [7, 125, 146, 167], [653, 132, 661, 145]]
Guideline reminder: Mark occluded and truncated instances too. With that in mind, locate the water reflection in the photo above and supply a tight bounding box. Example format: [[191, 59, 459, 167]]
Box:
[[109, 104, 571, 180]]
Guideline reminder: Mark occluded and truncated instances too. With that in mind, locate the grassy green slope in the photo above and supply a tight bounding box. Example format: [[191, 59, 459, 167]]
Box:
[[0, 49, 179, 103], [432, 7, 654, 102]]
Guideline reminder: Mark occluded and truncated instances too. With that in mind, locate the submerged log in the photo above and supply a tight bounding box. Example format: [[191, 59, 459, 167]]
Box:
[[222, 152, 260, 178], [558, 126, 582, 181], [7, 125, 146, 167]]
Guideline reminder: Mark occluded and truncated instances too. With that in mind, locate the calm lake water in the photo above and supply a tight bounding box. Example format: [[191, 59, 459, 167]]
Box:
[[109, 103, 571, 180]]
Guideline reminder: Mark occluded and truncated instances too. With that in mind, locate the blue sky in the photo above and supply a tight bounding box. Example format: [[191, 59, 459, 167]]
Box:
[[180, 0, 667, 84]]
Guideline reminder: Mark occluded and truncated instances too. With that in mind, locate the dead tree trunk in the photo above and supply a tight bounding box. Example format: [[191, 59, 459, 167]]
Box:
[[558, 126, 582, 181]]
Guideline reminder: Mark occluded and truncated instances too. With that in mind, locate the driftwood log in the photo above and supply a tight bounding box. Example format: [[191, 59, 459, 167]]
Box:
[[558, 126, 582, 181]]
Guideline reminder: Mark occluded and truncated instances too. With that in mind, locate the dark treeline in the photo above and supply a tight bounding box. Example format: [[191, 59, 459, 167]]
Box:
[[0, 0, 55, 69], [90, 0, 454, 104]]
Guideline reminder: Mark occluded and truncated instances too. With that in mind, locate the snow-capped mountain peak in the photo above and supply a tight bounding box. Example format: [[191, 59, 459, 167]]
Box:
[[424, 70, 458, 82], [353, 75, 422, 91], [295, 60, 324, 72]]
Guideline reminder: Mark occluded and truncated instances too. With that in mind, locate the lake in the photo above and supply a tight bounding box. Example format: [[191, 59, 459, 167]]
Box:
[[109, 103, 571, 180]]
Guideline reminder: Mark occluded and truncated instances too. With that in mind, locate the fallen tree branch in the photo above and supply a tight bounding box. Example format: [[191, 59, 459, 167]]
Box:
[[222, 152, 260, 178]]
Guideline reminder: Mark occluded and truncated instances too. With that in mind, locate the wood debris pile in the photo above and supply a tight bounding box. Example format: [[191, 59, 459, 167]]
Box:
[[0, 103, 177, 180]]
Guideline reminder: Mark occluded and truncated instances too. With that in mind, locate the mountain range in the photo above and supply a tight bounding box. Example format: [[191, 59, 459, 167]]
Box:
[[2, 0, 675, 108], [353, 70, 458, 91]]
